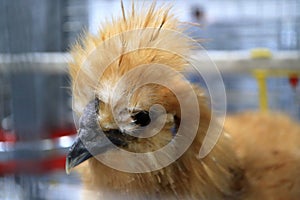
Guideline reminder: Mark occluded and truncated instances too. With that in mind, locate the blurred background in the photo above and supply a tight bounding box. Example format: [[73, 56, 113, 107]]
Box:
[[0, 0, 299, 199]]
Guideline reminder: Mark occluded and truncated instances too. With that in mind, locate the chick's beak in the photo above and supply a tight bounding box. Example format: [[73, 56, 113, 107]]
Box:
[[66, 135, 92, 174], [65, 99, 113, 174], [66, 128, 115, 174], [65, 128, 127, 174]]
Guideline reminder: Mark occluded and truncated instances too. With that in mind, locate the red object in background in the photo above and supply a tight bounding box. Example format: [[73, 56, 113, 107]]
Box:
[[289, 74, 299, 89], [0, 156, 67, 174], [50, 126, 77, 139], [0, 126, 76, 142], [0, 129, 16, 142], [0, 127, 76, 175]]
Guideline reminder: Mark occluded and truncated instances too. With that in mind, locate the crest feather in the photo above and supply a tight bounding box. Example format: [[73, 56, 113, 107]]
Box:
[[69, 2, 192, 114]]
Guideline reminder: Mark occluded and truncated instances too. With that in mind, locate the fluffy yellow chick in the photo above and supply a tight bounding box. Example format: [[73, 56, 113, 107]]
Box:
[[66, 2, 300, 200]]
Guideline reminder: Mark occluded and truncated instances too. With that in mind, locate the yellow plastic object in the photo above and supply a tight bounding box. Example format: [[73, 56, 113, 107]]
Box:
[[252, 69, 300, 112], [250, 48, 272, 59], [253, 70, 268, 111]]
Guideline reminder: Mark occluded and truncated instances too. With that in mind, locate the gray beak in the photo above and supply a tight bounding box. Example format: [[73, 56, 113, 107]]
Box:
[[65, 136, 93, 174], [65, 99, 113, 174]]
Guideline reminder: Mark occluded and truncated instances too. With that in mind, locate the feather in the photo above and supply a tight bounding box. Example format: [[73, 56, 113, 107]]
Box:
[[67, 2, 300, 200]]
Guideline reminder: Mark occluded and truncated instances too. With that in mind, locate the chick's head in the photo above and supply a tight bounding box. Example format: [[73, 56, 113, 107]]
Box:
[[65, 2, 202, 173]]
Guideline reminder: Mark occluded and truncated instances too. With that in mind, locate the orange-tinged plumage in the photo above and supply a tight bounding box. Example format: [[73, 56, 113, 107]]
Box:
[[69, 2, 191, 116], [226, 112, 300, 199], [67, 2, 300, 200]]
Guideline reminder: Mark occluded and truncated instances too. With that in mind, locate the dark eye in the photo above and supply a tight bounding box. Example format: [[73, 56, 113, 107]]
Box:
[[132, 111, 151, 127]]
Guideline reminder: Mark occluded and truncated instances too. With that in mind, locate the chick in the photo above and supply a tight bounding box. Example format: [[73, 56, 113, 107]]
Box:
[[66, 2, 300, 200]]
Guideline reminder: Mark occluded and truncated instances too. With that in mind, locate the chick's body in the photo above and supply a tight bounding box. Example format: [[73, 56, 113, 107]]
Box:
[[226, 112, 300, 200], [67, 2, 300, 200]]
